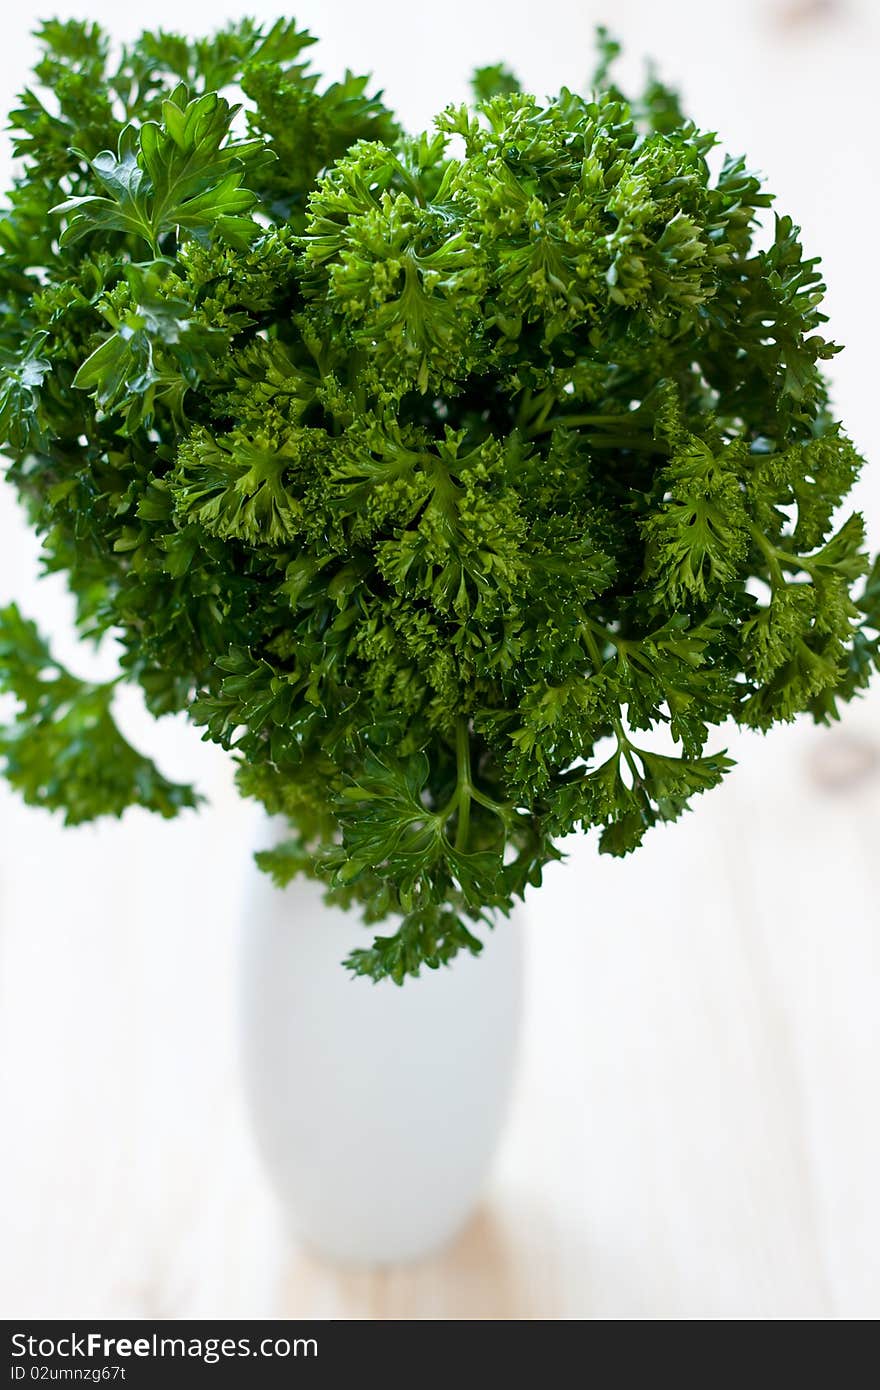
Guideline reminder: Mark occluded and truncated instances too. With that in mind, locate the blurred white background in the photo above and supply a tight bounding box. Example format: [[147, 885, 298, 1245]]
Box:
[[1, 0, 878, 1320]]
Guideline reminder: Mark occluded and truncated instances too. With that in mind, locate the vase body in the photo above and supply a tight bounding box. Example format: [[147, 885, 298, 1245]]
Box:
[[238, 836, 524, 1265]]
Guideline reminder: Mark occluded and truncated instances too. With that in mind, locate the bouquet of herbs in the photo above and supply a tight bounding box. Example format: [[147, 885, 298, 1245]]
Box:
[[0, 20, 876, 979]]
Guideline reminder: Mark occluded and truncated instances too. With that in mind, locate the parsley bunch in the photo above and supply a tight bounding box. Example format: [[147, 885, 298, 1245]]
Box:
[[1, 21, 876, 981]]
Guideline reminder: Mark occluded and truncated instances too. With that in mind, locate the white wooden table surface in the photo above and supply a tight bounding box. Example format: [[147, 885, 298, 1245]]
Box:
[[1, 0, 878, 1321]]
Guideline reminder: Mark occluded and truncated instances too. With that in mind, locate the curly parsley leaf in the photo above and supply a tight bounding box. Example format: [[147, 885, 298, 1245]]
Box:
[[0, 605, 200, 823], [53, 88, 264, 254]]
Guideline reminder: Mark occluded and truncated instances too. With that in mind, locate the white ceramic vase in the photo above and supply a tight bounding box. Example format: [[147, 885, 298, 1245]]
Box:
[[238, 825, 524, 1266]]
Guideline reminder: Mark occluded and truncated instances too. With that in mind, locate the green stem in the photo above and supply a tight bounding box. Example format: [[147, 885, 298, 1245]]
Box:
[[437, 719, 511, 835], [470, 784, 513, 817], [541, 411, 648, 430], [611, 715, 642, 785], [581, 617, 612, 666], [530, 393, 556, 435], [454, 715, 472, 851], [749, 521, 788, 585], [515, 387, 534, 430]]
